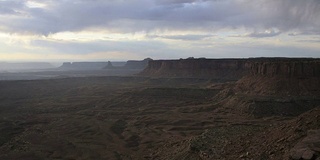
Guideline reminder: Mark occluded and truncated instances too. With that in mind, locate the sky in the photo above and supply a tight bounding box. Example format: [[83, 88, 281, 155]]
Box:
[[0, 0, 319, 62]]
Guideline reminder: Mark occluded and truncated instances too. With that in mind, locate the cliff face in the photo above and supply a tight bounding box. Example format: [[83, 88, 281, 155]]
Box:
[[246, 58, 320, 77], [140, 59, 248, 80], [123, 58, 151, 69], [235, 58, 320, 96], [140, 58, 320, 79], [104, 58, 152, 70]]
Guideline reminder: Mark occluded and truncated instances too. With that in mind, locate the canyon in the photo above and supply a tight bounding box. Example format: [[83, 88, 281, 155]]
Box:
[[0, 57, 319, 160]]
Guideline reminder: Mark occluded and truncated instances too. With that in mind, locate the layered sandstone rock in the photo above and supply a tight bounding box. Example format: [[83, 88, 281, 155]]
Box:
[[235, 58, 320, 96], [246, 58, 320, 77], [140, 58, 248, 80], [140, 58, 320, 80]]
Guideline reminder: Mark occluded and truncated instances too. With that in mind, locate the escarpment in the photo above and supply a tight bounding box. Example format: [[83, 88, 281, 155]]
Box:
[[58, 58, 151, 71], [141, 58, 320, 79], [246, 58, 320, 77], [235, 58, 320, 96], [121, 58, 152, 69], [104, 58, 152, 70], [140, 58, 249, 80], [140, 58, 320, 96]]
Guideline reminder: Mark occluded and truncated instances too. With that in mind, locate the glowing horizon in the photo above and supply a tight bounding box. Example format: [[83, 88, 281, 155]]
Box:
[[0, 0, 319, 62]]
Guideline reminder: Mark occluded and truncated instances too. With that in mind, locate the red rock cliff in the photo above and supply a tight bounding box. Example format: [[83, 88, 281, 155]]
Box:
[[140, 58, 320, 79], [246, 58, 320, 77], [237, 58, 320, 96], [140, 59, 248, 80]]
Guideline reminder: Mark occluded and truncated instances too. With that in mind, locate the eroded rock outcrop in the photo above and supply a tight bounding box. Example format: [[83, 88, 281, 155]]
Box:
[[290, 129, 320, 160], [123, 58, 152, 69], [104, 58, 152, 70], [246, 58, 320, 77], [104, 61, 115, 69], [235, 58, 320, 96]]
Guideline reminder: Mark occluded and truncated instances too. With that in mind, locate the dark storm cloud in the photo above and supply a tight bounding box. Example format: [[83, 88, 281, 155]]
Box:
[[0, 0, 319, 36]]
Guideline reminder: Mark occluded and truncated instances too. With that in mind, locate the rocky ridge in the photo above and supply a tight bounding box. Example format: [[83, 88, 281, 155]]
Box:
[[140, 58, 320, 80], [104, 58, 152, 70], [140, 58, 248, 80], [246, 58, 320, 77], [140, 58, 320, 159]]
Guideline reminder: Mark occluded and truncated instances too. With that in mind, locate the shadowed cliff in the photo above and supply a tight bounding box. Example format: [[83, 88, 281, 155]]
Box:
[[237, 58, 320, 96], [104, 58, 152, 70], [139, 58, 248, 80], [246, 58, 320, 77], [140, 58, 320, 80]]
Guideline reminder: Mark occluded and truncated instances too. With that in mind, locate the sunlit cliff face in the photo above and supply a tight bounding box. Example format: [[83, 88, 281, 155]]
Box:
[[0, 0, 319, 62]]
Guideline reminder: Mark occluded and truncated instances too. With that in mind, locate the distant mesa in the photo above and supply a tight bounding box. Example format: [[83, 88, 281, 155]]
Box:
[[139, 58, 248, 80], [104, 58, 153, 70], [59, 62, 109, 70], [123, 58, 153, 69], [108, 61, 127, 67], [139, 57, 320, 79], [138, 57, 320, 96], [59, 58, 152, 71]]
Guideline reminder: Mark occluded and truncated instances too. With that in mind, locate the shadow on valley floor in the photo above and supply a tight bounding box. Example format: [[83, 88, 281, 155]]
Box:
[[0, 76, 319, 159]]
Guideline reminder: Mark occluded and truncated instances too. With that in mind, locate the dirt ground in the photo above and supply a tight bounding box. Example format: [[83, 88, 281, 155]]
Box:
[[0, 76, 319, 160]]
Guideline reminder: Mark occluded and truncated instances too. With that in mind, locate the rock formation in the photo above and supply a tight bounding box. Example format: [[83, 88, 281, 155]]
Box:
[[124, 58, 152, 69], [235, 58, 320, 96], [104, 61, 115, 69], [140, 58, 320, 80], [290, 129, 320, 160], [59, 58, 152, 71], [104, 58, 152, 70], [140, 58, 248, 80], [246, 58, 320, 77]]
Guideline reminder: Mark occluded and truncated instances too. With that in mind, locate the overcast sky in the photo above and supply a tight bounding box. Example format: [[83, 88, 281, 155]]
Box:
[[0, 0, 319, 62]]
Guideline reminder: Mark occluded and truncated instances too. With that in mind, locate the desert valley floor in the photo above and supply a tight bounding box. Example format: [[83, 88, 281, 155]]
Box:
[[0, 75, 319, 160]]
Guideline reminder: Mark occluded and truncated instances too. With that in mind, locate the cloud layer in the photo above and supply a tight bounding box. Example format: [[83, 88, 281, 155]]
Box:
[[0, 0, 319, 35], [0, 0, 320, 61]]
